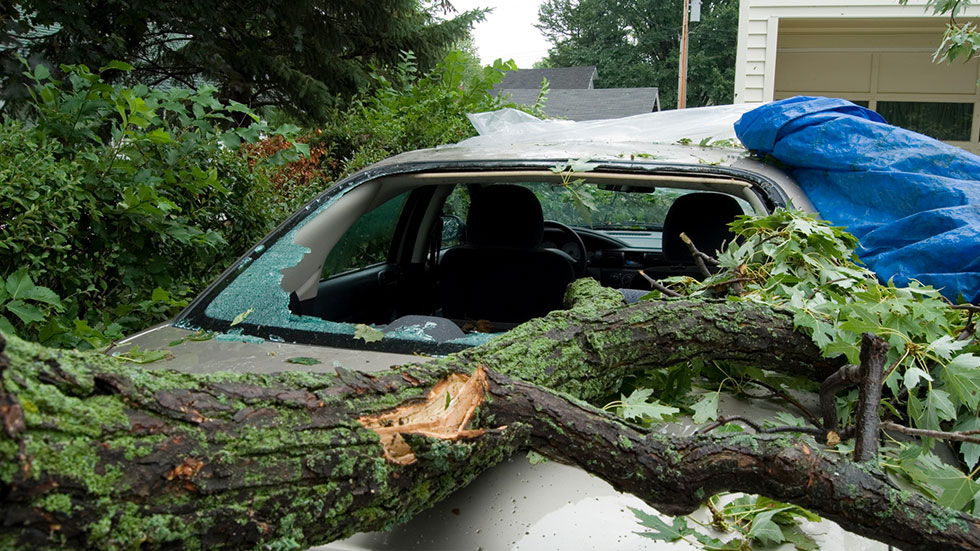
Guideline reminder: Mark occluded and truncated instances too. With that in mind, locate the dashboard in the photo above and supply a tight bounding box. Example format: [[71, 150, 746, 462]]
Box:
[[542, 225, 699, 290]]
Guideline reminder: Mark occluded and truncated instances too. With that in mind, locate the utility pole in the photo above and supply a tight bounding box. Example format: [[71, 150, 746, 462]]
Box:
[[678, 0, 699, 109], [678, 0, 690, 109]]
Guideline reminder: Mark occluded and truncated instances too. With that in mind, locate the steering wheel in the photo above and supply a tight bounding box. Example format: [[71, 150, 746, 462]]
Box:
[[543, 220, 588, 277]]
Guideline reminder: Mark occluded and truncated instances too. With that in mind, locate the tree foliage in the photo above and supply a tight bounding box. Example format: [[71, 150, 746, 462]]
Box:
[[0, 62, 303, 348], [627, 208, 980, 543], [0, 49, 521, 350], [535, 0, 738, 108], [0, 1, 485, 121], [2, 211, 980, 551], [902, 0, 980, 74]]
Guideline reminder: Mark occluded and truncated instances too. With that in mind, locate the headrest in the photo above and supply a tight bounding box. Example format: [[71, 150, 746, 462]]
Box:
[[466, 185, 544, 248], [662, 193, 743, 261]]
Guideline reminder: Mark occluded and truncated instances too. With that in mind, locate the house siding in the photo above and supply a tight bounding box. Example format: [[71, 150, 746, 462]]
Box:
[[735, 0, 980, 153], [735, 1, 980, 104]]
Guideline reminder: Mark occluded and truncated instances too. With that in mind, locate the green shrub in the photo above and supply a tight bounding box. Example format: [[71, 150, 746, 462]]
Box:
[[307, 52, 527, 188], [0, 62, 302, 347]]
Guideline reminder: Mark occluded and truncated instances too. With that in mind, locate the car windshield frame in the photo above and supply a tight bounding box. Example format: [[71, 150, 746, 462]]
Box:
[[174, 158, 793, 355]]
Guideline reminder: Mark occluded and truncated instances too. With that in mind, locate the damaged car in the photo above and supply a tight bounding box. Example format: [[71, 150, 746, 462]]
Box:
[[115, 103, 911, 550]]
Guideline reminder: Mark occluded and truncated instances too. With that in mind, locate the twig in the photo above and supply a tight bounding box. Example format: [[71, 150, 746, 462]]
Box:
[[747, 379, 822, 428], [952, 304, 980, 313], [806, 277, 853, 300], [699, 415, 828, 439], [679, 232, 714, 279], [703, 277, 754, 290], [819, 364, 861, 431], [881, 421, 980, 445], [853, 333, 888, 462], [637, 270, 683, 298], [958, 310, 976, 342]]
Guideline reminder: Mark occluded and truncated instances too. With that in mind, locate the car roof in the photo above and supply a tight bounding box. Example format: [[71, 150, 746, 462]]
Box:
[[359, 141, 814, 213], [374, 139, 746, 167]]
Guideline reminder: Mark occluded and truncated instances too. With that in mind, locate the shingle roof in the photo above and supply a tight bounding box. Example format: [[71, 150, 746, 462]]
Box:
[[495, 66, 598, 91], [497, 88, 661, 121]]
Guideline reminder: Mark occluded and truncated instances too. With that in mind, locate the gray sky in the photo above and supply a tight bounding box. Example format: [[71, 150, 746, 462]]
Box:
[[449, 1, 551, 68]]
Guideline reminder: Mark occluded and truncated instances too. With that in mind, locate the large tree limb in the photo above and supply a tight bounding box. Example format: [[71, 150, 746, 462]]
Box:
[[1, 281, 973, 551], [483, 368, 980, 551]]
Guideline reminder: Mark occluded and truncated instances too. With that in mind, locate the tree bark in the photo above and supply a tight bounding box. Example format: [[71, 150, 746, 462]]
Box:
[[1, 280, 975, 551]]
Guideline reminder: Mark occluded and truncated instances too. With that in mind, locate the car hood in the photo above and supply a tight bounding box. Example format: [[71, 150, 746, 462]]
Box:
[[113, 323, 422, 375]]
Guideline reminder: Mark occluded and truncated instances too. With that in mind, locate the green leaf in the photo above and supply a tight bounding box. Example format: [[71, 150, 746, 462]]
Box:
[[0, 314, 18, 337], [909, 389, 957, 431], [568, 158, 599, 172], [928, 462, 980, 511], [22, 285, 61, 307], [526, 450, 549, 465], [219, 132, 242, 149], [151, 287, 171, 302], [691, 392, 719, 424], [618, 388, 680, 422], [230, 308, 254, 326], [33, 63, 51, 80], [115, 345, 171, 364], [748, 507, 789, 546], [769, 412, 807, 428], [101, 60, 135, 72], [782, 525, 819, 551], [5, 268, 35, 299], [285, 357, 322, 365], [942, 354, 980, 410], [354, 323, 384, 343], [292, 142, 310, 158], [4, 300, 45, 324], [927, 335, 968, 361], [146, 129, 172, 144], [954, 416, 980, 470], [903, 367, 933, 390], [631, 509, 691, 542]]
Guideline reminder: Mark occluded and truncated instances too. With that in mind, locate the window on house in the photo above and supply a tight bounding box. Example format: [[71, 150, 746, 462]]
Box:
[[875, 101, 973, 142]]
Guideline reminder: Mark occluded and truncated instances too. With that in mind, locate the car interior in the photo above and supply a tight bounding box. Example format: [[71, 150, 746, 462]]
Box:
[[283, 170, 766, 340]]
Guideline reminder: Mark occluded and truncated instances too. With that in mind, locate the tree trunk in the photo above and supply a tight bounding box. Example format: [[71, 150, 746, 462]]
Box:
[[1, 280, 976, 551]]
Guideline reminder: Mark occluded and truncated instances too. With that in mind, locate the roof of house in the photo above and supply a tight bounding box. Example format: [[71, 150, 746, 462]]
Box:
[[495, 66, 598, 90], [497, 88, 661, 121]]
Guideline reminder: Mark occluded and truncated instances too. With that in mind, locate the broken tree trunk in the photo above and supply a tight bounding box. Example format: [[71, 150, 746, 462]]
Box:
[[2, 280, 977, 551]]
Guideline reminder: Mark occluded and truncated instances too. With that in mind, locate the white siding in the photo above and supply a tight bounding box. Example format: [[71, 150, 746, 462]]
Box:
[[734, 1, 980, 104], [734, 0, 980, 152]]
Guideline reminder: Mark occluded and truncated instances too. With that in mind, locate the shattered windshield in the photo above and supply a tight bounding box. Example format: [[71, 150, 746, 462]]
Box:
[[178, 169, 758, 354]]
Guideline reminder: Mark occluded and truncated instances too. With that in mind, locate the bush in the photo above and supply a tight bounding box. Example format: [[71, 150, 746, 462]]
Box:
[[0, 62, 303, 347], [267, 52, 530, 206]]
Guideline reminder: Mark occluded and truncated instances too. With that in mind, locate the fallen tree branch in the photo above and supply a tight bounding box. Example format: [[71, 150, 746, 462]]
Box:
[[638, 269, 683, 298], [1, 280, 973, 551], [679, 231, 715, 278], [881, 422, 980, 445], [484, 369, 980, 551], [700, 415, 827, 439], [820, 364, 861, 431], [853, 333, 888, 462]]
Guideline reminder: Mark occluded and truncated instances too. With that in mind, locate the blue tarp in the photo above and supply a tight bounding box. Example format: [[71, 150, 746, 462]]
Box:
[[734, 96, 980, 304]]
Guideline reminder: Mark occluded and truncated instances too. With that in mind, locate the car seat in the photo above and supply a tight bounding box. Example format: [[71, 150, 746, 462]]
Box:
[[440, 185, 577, 324], [661, 192, 744, 268]]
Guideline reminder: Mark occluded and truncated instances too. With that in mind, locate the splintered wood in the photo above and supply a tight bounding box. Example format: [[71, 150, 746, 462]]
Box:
[[359, 367, 490, 465]]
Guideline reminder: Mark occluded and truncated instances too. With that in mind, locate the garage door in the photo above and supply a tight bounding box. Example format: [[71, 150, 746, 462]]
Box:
[[773, 18, 980, 154]]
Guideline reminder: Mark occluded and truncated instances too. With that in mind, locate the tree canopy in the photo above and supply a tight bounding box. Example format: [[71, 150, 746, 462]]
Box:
[[535, 0, 737, 108], [0, 0, 485, 121]]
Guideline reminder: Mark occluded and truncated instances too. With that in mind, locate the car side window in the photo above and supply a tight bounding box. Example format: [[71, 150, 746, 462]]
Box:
[[321, 192, 410, 278]]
